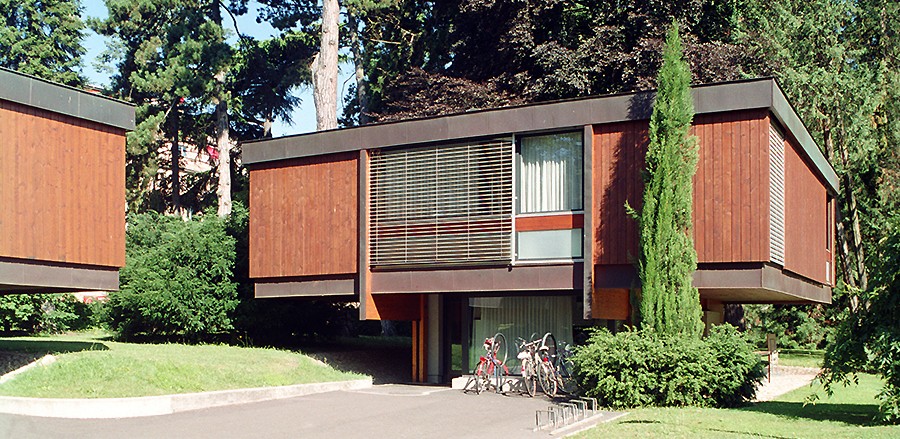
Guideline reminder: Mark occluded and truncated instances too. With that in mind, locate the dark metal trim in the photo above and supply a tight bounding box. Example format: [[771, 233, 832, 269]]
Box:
[[768, 81, 839, 192], [244, 77, 836, 194], [255, 278, 357, 298], [0, 67, 135, 130], [358, 150, 369, 319], [369, 263, 584, 294], [582, 124, 594, 319], [0, 259, 119, 293]]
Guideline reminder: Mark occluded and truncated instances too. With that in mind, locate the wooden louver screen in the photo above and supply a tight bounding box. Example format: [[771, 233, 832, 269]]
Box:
[[369, 140, 514, 266], [769, 123, 786, 266]]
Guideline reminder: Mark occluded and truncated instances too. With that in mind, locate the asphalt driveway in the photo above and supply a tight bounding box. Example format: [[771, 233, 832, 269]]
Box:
[[0, 385, 616, 438]]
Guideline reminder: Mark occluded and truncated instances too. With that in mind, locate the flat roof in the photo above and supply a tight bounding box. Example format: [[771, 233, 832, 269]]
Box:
[[0, 67, 135, 131], [244, 77, 838, 193]]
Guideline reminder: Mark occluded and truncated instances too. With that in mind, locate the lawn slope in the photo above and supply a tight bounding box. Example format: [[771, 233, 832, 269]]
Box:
[[0, 333, 367, 398]]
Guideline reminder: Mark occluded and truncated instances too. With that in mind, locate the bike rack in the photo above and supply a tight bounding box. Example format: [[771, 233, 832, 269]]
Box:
[[578, 396, 598, 414], [570, 399, 587, 419], [535, 409, 557, 430]]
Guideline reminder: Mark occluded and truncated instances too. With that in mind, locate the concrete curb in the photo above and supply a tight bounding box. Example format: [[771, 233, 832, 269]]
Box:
[[0, 378, 373, 419], [0, 354, 56, 384]]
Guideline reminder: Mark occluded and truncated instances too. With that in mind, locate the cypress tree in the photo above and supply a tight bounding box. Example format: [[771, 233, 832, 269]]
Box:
[[635, 22, 703, 338]]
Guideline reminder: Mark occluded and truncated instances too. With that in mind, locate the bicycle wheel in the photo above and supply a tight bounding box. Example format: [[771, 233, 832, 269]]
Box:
[[523, 360, 537, 397], [492, 332, 508, 366], [541, 332, 558, 367], [537, 360, 558, 398], [473, 361, 486, 394], [557, 357, 579, 395]]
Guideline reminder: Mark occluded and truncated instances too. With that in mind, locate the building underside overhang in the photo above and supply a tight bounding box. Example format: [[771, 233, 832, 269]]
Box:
[[0, 258, 119, 294], [254, 260, 828, 306], [694, 264, 831, 304], [595, 262, 830, 305]]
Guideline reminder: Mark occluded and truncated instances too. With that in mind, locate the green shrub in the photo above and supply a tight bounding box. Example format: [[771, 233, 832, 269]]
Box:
[[0, 294, 45, 333], [744, 304, 830, 350], [106, 211, 238, 342], [572, 325, 765, 409], [0, 294, 94, 334], [38, 294, 93, 333]]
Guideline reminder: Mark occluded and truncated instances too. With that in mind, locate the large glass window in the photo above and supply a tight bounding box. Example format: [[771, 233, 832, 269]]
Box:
[[518, 132, 583, 214], [468, 296, 573, 374]]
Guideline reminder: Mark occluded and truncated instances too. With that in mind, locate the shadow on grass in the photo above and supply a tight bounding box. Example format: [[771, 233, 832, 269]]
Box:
[[743, 401, 880, 426], [0, 339, 109, 355]]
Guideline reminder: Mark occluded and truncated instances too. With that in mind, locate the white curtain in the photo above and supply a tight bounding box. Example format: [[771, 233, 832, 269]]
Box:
[[519, 132, 583, 213], [469, 296, 573, 373]]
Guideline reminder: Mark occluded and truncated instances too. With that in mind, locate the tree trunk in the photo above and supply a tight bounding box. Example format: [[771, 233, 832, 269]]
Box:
[[312, 0, 340, 131], [348, 12, 369, 125], [215, 70, 233, 218], [170, 103, 180, 214], [837, 133, 867, 292], [263, 111, 273, 138], [825, 126, 856, 290]]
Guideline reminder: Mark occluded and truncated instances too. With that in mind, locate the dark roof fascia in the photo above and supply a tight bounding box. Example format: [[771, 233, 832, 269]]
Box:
[[245, 77, 838, 193], [0, 67, 135, 131], [768, 80, 839, 192]]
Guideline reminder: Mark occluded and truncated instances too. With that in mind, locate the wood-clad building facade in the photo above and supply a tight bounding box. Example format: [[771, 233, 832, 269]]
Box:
[[245, 78, 837, 382], [0, 68, 134, 293]]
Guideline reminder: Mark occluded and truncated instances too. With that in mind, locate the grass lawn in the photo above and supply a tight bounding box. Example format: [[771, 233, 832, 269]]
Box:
[[576, 374, 899, 438], [778, 349, 825, 368], [0, 331, 367, 398]]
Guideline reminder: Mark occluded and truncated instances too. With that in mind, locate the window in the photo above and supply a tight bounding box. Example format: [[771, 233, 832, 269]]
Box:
[[515, 132, 584, 260], [517, 229, 583, 260], [518, 132, 583, 214], [369, 139, 513, 266]]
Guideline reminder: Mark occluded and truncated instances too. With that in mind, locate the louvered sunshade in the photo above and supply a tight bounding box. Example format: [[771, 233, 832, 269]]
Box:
[[769, 123, 786, 266], [369, 140, 514, 267]]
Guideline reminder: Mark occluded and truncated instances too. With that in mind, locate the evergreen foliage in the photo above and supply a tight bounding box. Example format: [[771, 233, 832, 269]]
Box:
[[0, 294, 93, 334], [106, 212, 238, 342], [744, 304, 831, 350], [737, 0, 900, 422], [631, 23, 702, 337], [572, 326, 765, 408], [0, 0, 85, 85]]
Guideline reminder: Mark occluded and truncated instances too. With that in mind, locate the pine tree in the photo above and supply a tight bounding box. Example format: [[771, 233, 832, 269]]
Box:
[[633, 22, 703, 338], [0, 0, 84, 86], [93, 0, 236, 215]]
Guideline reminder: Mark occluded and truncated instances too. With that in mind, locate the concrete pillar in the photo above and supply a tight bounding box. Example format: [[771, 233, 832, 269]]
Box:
[[427, 294, 442, 383]]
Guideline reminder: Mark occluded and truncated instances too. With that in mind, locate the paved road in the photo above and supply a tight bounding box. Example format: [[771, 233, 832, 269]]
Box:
[[0, 385, 612, 438]]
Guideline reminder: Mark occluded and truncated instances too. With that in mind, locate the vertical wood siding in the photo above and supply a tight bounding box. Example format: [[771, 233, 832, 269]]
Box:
[[784, 137, 830, 285], [591, 109, 771, 268], [0, 100, 125, 267], [249, 152, 358, 278]]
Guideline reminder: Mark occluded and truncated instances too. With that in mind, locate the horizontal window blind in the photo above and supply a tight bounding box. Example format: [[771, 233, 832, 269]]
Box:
[[770, 123, 786, 266], [369, 140, 513, 266]]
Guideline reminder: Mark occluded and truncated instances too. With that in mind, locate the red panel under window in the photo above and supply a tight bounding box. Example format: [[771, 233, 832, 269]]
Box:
[[516, 214, 584, 232]]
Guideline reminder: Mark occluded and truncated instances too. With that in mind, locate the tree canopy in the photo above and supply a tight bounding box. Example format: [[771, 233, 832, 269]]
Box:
[[0, 0, 85, 85]]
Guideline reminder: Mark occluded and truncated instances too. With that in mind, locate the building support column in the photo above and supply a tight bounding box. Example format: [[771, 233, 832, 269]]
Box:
[[411, 294, 428, 382], [426, 294, 442, 383]]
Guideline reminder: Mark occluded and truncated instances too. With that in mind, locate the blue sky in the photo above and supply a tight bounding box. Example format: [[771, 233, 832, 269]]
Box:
[[80, 1, 352, 137]]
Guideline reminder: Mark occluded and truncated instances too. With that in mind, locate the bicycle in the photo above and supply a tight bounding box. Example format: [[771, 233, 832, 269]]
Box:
[[471, 332, 509, 394], [554, 341, 579, 395], [536, 332, 579, 397], [515, 335, 541, 397]]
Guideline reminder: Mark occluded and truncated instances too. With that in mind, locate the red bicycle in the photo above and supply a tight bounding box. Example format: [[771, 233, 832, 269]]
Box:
[[471, 332, 509, 394]]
